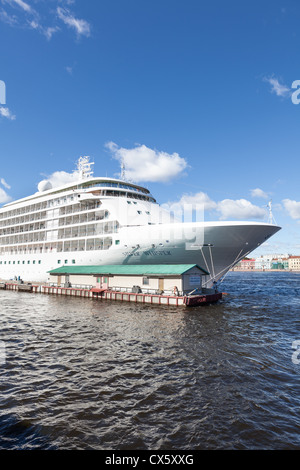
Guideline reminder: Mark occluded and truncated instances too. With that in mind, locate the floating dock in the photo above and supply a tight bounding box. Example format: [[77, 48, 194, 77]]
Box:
[[0, 264, 223, 307], [2, 282, 222, 307]]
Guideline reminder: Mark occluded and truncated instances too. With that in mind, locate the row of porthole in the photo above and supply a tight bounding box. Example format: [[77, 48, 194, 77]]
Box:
[[0, 259, 77, 265], [57, 260, 76, 265], [0, 260, 42, 265]]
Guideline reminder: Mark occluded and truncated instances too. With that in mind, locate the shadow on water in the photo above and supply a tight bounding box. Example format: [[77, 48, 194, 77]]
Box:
[[0, 413, 56, 450]]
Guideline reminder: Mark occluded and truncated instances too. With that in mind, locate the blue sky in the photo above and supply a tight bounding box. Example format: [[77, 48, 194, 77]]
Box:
[[1, 0, 300, 257]]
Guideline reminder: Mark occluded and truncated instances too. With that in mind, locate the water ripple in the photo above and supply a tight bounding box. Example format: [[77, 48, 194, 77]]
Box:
[[1, 272, 300, 449]]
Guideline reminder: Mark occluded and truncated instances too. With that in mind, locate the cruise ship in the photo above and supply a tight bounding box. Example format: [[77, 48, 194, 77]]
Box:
[[0, 157, 281, 286]]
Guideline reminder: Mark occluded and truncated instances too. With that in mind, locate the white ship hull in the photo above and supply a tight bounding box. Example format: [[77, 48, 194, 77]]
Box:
[[0, 157, 281, 287], [0, 220, 280, 287]]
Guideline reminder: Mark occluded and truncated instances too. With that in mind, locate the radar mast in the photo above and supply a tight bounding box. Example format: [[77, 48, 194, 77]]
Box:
[[267, 200, 276, 225], [120, 160, 126, 180], [77, 156, 94, 180]]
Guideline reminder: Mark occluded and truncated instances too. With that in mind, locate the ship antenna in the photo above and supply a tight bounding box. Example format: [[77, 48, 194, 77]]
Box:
[[121, 160, 126, 180], [267, 199, 276, 225], [77, 156, 94, 180]]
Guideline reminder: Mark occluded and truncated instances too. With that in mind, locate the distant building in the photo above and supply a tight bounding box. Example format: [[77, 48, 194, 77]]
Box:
[[255, 254, 291, 270], [288, 256, 300, 271], [233, 258, 255, 270], [271, 259, 287, 270], [276, 255, 290, 270], [232, 254, 299, 272], [241, 258, 255, 270], [255, 255, 273, 270], [281, 258, 289, 270]]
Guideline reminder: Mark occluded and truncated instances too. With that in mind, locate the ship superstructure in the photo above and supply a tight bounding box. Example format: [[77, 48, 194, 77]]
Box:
[[0, 157, 281, 286]]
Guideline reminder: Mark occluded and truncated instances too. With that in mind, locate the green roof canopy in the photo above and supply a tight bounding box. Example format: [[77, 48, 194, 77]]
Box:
[[48, 264, 209, 276]]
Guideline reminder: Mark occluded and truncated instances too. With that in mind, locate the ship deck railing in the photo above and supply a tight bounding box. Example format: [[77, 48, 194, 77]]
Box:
[[48, 283, 184, 296], [49, 282, 94, 290], [103, 286, 184, 296]]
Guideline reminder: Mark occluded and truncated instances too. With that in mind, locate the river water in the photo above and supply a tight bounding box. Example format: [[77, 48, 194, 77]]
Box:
[[0, 271, 300, 450]]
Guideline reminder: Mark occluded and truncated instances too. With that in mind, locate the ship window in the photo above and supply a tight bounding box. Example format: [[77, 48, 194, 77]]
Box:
[[143, 277, 149, 285], [22, 261, 25, 264], [33, 260, 36, 264], [137, 211, 142, 214], [115, 240, 120, 245], [64, 260, 68, 264], [27, 261, 30, 264], [72, 259, 76, 264], [58, 260, 61, 264], [38, 260, 41, 264], [127, 201, 131, 204]]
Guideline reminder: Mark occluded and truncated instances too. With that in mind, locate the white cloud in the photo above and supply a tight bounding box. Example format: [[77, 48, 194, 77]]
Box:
[[0, 1, 91, 40], [0, 187, 12, 204], [57, 6, 91, 37], [43, 25, 60, 40], [58, 0, 76, 4], [0, 9, 18, 25], [65, 65, 73, 75], [1, 178, 11, 189], [282, 199, 300, 220], [250, 188, 269, 199], [264, 76, 291, 98], [11, 0, 31, 12], [217, 198, 267, 220], [162, 192, 217, 221], [1, 0, 31, 12], [0, 106, 16, 120], [29, 19, 38, 29], [106, 142, 188, 183], [1, 0, 39, 29], [26, 19, 60, 39], [0, 177, 11, 204], [163, 192, 267, 221], [37, 169, 81, 192]]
